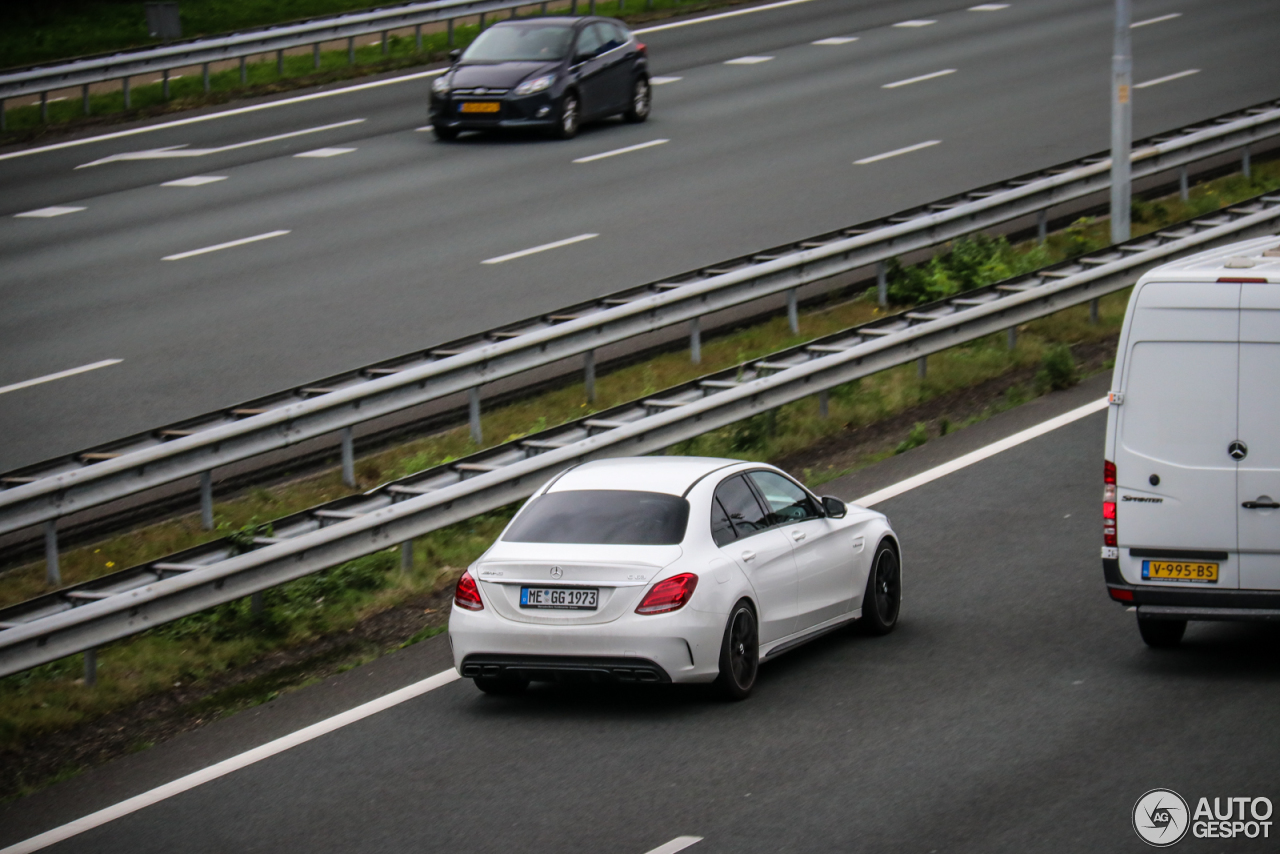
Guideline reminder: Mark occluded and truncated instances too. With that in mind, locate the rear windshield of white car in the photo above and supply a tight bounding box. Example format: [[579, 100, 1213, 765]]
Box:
[[503, 490, 689, 545], [462, 24, 575, 62]]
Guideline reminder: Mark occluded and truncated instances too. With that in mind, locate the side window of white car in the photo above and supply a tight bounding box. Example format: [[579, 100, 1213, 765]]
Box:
[[710, 496, 737, 547], [748, 471, 822, 526], [713, 475, 771, 543]]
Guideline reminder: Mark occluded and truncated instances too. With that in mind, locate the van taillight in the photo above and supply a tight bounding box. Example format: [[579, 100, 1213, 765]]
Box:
[[1103, 460, 1117, 547]]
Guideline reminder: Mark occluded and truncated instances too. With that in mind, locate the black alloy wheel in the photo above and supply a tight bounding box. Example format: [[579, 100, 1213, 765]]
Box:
[[1137, 617, 1186, 648], [716, 601, 759, 700], [859, 543, 901, 636], [432, 123, 459, 141], [555, 93, 580, 139], [624, 76, 651, 123], [474, 674, 529, 695]]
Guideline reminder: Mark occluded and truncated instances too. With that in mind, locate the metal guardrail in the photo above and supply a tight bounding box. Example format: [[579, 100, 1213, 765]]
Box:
[[3, 99, 1279, 571], [3, 191, 1278, 677], [0, 0, 573, 120]]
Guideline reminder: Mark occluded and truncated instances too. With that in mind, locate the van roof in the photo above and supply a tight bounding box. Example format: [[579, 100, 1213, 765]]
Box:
[[1137, 236, 1280, 283]]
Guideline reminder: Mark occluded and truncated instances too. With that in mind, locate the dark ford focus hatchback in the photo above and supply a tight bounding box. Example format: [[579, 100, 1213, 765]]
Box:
[[429, 17, 649, 140]]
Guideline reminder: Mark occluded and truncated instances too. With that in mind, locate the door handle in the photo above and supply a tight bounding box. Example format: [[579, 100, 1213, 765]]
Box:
[[1243, 500, 1280, 509], [790, 530, 806, 542], [740, 550, 757, 562]]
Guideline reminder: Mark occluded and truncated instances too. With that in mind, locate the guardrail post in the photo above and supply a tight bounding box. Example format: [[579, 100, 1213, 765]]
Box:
[[381, 31, 388, 55], [818, 389, 829, 418], [348, 36, 356, 63], [415, 24, 422, 52], [689, 317, 702, 365], [1089, 298, 1100, 325], [877, 260, 888, 307], [0, 99, 6, 131], [541, 1, 548, 12], [647, 0, 654, 9], [251, 591, 264, 615], [1037, 209, 1047, 244], [277, 49, 284, 76], [787, 289, 799, 334], [1179, 165, 1189, 201], [313, 43, 321, 68], [1243, 145, 1251, 180], [510, 6, 518, 18], [570, 0, 577, 14], [200, 470, 215, 530], [589, 0, 596, 13], [44, 520, 61, 586], [448, 19, 455, 47], [123, 76, 131, 109], [84, 649, 97, 687], [469, 388, 483, 445], [400, 540, 414, 572], [1007, 326, 1017, 350], [584, 349, 596, 403], [341, 427, 356, 487], [82, 85, 90, 115], [619, 0, 625, 11], [202, 63, 210, 92], [240, 56, 247, 83], [40, 91, 49, 123], [917, 356, 927, 379], [162, 69, 170, 99]]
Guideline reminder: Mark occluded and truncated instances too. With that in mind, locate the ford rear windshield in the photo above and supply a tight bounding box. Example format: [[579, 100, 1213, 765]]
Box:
[[503, 490, 689, 545], [461, 24, 574, 62]]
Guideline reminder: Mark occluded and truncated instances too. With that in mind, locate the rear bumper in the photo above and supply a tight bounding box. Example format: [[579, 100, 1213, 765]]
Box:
[[1104, 558, 1280, 620], [461, 653, 671, 683]]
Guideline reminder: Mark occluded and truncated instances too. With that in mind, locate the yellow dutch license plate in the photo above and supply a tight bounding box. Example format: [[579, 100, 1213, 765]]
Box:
[[459, 101, 500, 113], [1143, 560, 1219, 583]]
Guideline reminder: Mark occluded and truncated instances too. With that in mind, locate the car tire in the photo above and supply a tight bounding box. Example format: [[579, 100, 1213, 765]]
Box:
[[554, 93, 580, 139], [432, 124, 459, 141], [1137, 617, 1186, 648], [858, 542, 901, 636], [623, 76, 651, 123], [715, 600, 759, 700], [474, 674, 529, 695]]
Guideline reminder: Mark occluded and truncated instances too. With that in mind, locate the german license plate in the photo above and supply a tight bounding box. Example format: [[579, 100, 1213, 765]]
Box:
[[520, 587, 598, 610], [1143, 560, 1219, 583], [459, 101, 500, 113]]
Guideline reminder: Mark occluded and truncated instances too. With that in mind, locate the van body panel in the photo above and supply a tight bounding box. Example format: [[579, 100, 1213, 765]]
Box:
[[1237, 341, 1280, 589]]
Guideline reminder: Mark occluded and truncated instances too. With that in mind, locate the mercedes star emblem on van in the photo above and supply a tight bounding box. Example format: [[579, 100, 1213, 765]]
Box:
[[1229, 440, 1248, 461]]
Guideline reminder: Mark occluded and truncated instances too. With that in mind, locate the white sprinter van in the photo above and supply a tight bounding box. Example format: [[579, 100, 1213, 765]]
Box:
[[1103, 236, 1280, 647]]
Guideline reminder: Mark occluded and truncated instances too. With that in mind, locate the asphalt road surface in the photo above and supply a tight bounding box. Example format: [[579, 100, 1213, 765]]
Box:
[[2, 0, 1278, 472], [4, 381, 1278, 854]]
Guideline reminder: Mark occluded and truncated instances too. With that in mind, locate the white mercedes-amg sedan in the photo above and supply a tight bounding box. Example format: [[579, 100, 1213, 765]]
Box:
[[448, 456, 901, 699]]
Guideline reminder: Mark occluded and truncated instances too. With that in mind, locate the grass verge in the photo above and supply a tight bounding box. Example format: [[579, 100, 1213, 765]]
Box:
[[1, 157, 1278, 799]]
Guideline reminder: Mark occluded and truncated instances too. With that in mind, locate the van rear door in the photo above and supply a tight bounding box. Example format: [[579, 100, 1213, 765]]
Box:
[[1237, 284, 1280, 590], [1116, 282, 1240, 585]]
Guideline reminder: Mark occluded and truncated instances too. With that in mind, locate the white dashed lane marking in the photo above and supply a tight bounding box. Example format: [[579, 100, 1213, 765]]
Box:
[[75, 119, 366, 168], [650, 76, 683, 85], [161, 175, 227, 187], [1132, 12, 1181, 28], [573, 139, 669, 164], [0, 360, 123, 396], [854, 139, 942, 164], [882, 68, 956, 89], [643, 838, 703, 854], [893, 19, 936, 27], [294, 147, 356, 158], [1135, 69, 1199, 88], [724, 56, 774, 65], [162, 230, 290, 261], [13, 206, 85, 218], [968, 4, 1009, 10], [481, 233, 598, 265], [813, 36, 858, 45]]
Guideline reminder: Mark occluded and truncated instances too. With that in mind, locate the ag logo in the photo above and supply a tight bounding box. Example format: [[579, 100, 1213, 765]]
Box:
[[1133, 789, 1190, 847], [549, 566, 563, 579]]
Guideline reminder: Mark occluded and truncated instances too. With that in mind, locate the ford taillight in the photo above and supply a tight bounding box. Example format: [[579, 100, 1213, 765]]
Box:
[[636, 573, 698, 615], [454, 570, 484, 611], [1103, 460, 1117, 547]]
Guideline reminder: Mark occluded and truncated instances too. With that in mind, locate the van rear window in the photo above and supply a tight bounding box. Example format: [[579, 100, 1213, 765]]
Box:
[[503, 490, 689, 545], [1121, 341, 1237, 467]]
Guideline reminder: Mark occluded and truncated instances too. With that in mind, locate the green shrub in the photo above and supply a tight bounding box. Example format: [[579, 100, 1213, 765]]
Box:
[[893, 422, 929, 455], [1036, 344, 1079, 392]]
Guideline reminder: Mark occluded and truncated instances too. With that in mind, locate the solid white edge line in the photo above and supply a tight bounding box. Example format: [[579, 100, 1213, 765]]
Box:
[[882, 68, 957, 89], [634, 0, 819, 33], [854, 139, 941, 164], [481, 233, 598, 265], [1134, 68, 1200, 89], [162, 229, 290, 261], [0, 360, 123, 396], [0, 669, 461, 854], [855, 398, 1109, 507], [2, 0, 827, 163], [0, 397, 1112, 853], [644, 837, 704, 854], [573, 139, 668, 164], [1131, 12, 1181, 28]]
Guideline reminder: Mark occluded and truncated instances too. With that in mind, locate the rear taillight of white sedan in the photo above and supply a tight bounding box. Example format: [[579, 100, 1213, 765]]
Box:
[[635, 573, 698, 615], [454, 570, 484, 611]]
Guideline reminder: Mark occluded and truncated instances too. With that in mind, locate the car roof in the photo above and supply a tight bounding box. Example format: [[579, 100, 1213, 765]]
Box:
[[1138, 236, 1280, 283], [548, 457, 745, 496]]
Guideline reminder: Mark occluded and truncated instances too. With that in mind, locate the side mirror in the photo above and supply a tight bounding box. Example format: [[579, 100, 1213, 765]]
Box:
[[822, 496, 847, 519], [449, 48, 461, 63]]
